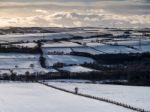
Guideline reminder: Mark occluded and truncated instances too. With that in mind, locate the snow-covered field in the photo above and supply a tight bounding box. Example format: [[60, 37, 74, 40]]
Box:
[[0, 53, 39, 59], [45, 55, 94, 67], [104, 39, 150, 52], [0, 53, 40, 69], [0, 53, 54, 75], [0, 28, 150, 112], [42, 47, 72, 54], [72, 47, 101, 55], [42, 41, 81, 48], [12, 68, 55, 75], [12, 42, 37, 48], [93, 44, 138, 54], [86, 43, 139, 54], [0, 33, 71, 42], [42, 40, 150, 55], [0, 31, 100, 42], [42, 46, 101, 55], [59, 65, 96, 73], [105, 39, 150, 46], [0, 82, 132, 112], [42, 39, 150, 55], [47, 81, 150, 111], [1, 29, 150, 55]]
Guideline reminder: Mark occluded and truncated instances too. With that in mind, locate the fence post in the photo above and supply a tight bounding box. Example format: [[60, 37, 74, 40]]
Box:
[[75, 87, 78, 94]]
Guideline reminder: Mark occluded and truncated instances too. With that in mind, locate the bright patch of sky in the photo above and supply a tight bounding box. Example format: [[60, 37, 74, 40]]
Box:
[[0, 0, 149, 28]]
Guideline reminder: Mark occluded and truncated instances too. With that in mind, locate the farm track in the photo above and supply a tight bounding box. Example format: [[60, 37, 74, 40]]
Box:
[[38, 81, 150, 112]]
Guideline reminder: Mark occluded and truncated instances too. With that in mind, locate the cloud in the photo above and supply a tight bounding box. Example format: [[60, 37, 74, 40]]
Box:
[[35, 9, 48, 14], [0, 9, 150, 28], [0, 0, 149, 28]]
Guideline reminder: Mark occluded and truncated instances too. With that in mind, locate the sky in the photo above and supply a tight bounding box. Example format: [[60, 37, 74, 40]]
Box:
[[0, 0, 150, 28]]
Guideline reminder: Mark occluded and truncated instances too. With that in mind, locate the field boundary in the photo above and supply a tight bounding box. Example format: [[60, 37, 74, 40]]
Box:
[[38, 81, 150, 112]]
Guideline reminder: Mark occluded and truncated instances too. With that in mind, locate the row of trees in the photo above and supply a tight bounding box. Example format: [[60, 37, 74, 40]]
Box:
[[0, 72, 56, 82], [0, 44, 40, 54], [0, 65, 150, 86]]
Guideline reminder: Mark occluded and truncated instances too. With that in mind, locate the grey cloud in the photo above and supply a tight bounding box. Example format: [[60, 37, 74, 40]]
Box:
[[0, 0, 149, 28], [0, 0, 149, 15], [52, 11, 150, 27]]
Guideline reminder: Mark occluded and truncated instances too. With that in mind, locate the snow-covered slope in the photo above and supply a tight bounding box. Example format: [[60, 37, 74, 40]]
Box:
[[42, 41, 81, 48], [0, 82, 133, 112], [45, 55, 94, 67], [47, 81, 150, 111], [42, 47, 72, 54], [59, 65, 96, 73], [13, 42, 37, 48], [0, 53, 40, 69], [0, 31, 100, 42], [0, 53, 55, 75]]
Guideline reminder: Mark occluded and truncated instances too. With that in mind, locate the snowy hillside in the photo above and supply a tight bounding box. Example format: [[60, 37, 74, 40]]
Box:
[[59, 65, 96, 73], [47, 81, 150, 111], [0, 53, 54, 75], [45, 55, 94, 67], [0, 82, 132, 112]]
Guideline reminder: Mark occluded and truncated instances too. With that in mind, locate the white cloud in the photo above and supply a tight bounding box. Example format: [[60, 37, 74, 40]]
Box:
[[35, 9, 48, 14], [73, 21, 82, 27], [0, 0, 149, 28]]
